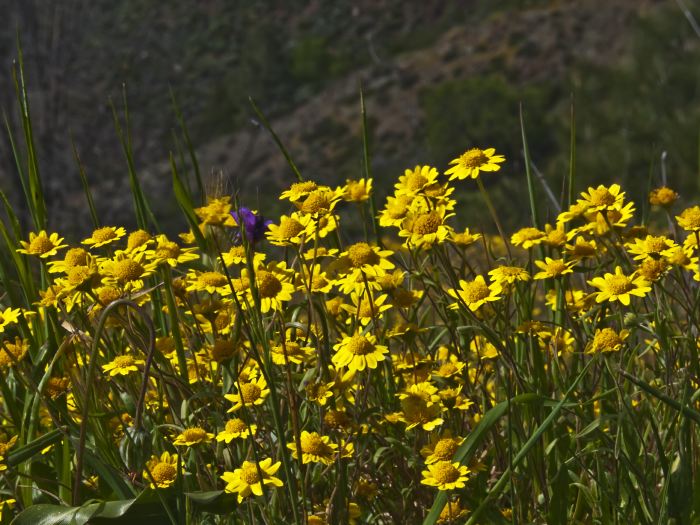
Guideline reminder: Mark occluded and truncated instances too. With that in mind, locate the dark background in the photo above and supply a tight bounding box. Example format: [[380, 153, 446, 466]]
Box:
[[1, 0, 698, 237]]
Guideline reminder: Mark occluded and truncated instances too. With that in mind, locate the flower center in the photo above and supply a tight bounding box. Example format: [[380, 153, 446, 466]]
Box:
[[29, 234, 55, 254], [300, 433, 329, 455], [240, 383, 262, 403], [547, 260, 569, 276], [182, 427, 207, 442], [64, 248, 88, 268], [594, 328, 623, 351], [301, 191, 331, 214], [67, 266, 92, 287], [156, 242, 180, 259], [387, 200, 409, 218], [347, 243, 379, 267], [241, 463, 260, 485], [113, 355, 135, 369], [92, 227, 118, 243], [644, 236, 667, 253], [346, 334, 374, 355], [432, 461, 461, 484], [279, 217, 305, 239], [589, 188, 616, 207], [518, 227, 544, 241], [151, 462, 176, 483], [225, 418, 247, 433], [113, 259, 145, 282], [458, 148, 488, 169], [127, 230, 151, 250], [405, 171, 428, 191], [433, 439, 458, 460], [438, 363, 457, 376], [462, 280, 490, 303], [211, 339, 236, 362], [607, 275, 633, 295], [257, 271, 282, 298], [199, 271, 228, 287], [413, 212, 442, 235], [98, 286, 122, 304], [289, 181, 317, 200]]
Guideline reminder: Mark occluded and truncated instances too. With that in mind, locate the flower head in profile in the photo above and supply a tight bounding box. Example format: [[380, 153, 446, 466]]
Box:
[[677, 206, 700, 232], [221, 458, 284, 502], [231, 207, 272, 244], [445, 147, 505, 180], [143, 451, 178, 488], [172, 426, 214, 447], [587, 327, 629, 354], [82, 226, 127, 249], [533, 257, 575, 280]]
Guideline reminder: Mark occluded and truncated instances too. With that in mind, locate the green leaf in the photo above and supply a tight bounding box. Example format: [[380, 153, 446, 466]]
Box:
[[6, 428, 64, 467]]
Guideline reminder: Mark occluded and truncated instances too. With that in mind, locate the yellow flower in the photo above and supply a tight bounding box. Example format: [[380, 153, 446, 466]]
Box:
[[578, 184, 626, 212], [341, 292, 392, 326], [625, 235, 676, 261], [287, 431, 339, 465], [295, 186, 344, 217], [450, 227, 483, 247], [470, 335, 500, 359], [332, 332, 388, 372], [447, 275, 502, 312], [587, 328, 629, 354], [399, 208, 454, 248], [82, 226, 127, 248], [216, 418, 257, 443], [186, 269, 232, 296], [488, 265, 530, 286], [305, 381, 335, 406], [172, 426, 214, 447], [280, 180, 318, 202], [266, 213, 310, 246], [194, 196, 237, 227], [533, 257, 575, 280], [0, 337, 29, 369], [100, 252, 158, 292], [221, 458, 284, 503], [437, 501, 468, 524], [421, 460, 470, 490], [242, 263, 296, 314], [146, 234, 199, 267], [225, 375, 270, 412], [649, 186, 678, 207], [0, 307, 22, 333], [143, 451, 178, 488], [511, 227, 545, 249], [222, 245, 266, 267], [17, 231, 67, 258], [421, 433, 465, 464], [379, 195, 413, 227], [565, 237, 598, 260], [125, 229, 153, 252], [270, 340, 314, 365], [588, 266, 651, 306], [344, 178, 373, 202], [445, 147, 505, 180], [47, 247, 90, 274], [677, 206, 700, 232], [102, 354, 145, 377], [394, 165, 439, 197], [539, 327, 575, 356]]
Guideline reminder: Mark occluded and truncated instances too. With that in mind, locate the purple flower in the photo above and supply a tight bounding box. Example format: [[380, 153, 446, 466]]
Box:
[[231, 207, 272, 245]]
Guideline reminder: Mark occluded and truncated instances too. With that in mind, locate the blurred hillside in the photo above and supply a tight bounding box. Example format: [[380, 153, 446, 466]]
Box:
[[1, 0, 697, 237]]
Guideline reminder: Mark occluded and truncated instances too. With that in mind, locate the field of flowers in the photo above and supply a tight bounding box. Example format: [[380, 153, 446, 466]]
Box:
[[2, 62, 700, 525]]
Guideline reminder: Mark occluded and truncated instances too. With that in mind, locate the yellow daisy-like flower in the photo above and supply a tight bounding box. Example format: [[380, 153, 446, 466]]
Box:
[[394, 165, 439, 197], [649, 186, 678, 208], [172, 426, 214, 447], [47, 247, 90, 274], [225, 375, 270, 412], [146, 234, 199, 267], [143, 451, 178, 488], [577, 184, 626, 212], [625, 235, 676, 261], [216, 418, 257, 443], [511, 227, 545, 249], [332, 331, 389, 373], [378, 195, 413, 228], [588, 266, 651, 306], [17, 231, 67, 258], [125, 229, 153, 253], [447, 275, 502, 312], [243, 262, 296, 314], [533, 257, 575, 280], [676, 206, 700, 232], [194, 196, 237, 227], [344, 178, 373, 202], [270, 340, 314, 366], [437, 501, 468, 524], [222, 245, 266, 267], [470, 335, 500, 360], [0, 307, 22, 333], [565, 237, 598, 260], [341, 292, 392, 326], [295, 186, 344, 217], [421, 433, 466, 464], [100, 252, 158, 292], [445, 147, 505, 180], [266, 213, 310, 246], [0, 337, 29, 369], [186, 269, 233, 296], [488, 265, 530, 286], [221, 458, 284, 503], [305, 381, 335, 406], [421, 460, 470, 490], [287, 431, 339, 465], [280, 180, 318, 202], [82, 226, 127, 248], [102, 354, 145, 377], [586, 327, 629, 354], [399, 209, 454, 248], [450, 227, 483, 247]]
